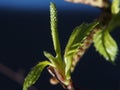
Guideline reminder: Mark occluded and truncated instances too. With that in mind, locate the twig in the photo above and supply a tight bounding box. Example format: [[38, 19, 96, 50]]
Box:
[[0, 63, 37, 90]]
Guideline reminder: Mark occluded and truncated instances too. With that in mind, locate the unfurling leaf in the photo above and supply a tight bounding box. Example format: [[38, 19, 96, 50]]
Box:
[[23, 61, 51, 90], [43, 51, 57, 66], [50, 2, 61, 57], [111, 0, 120, 14], [64, 22, 99, 79], [50, 2, 64, 66], [65, 22, 98, 57], [93, 30, 118, 63]]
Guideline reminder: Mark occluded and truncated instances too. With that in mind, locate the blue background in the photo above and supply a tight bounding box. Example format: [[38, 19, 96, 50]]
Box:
[[0, 0, 120, 90], [0, 0, 99, 10]]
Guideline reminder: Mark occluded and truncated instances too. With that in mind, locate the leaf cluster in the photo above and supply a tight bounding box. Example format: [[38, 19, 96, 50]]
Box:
[[23, 1, 120, 90]]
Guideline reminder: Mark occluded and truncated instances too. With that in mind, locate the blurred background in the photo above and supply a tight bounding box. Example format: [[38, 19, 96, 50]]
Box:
[[0, 0, 120, 90]]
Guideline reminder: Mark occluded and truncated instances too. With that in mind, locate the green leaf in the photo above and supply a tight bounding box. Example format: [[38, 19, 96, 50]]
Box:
[[50, 2, 65, 70], [64, 23, 86, 56], [50, 2, 62, 59], [65, 22, 98, 57], [23, 61, 51, 90], [64, 22, 98, 79], [43, 51, 57, 66], [111, 0, 120, 14], [93, 30, 118, 63]]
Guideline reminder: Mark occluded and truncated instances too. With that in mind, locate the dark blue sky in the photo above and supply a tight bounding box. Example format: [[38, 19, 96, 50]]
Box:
[[0, 0, 99, 11]]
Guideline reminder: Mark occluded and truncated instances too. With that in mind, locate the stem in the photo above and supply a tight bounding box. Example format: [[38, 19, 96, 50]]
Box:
[[66, 81, 75, 90], [64, 80, 86, 90]]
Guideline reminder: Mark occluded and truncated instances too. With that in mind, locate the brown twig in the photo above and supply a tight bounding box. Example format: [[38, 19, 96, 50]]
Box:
[[0, 63, 37, 90], [65, 0, 110, 8]]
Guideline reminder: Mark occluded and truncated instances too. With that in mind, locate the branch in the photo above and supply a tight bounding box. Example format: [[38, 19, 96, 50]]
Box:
[[0, 63, 37, 90]]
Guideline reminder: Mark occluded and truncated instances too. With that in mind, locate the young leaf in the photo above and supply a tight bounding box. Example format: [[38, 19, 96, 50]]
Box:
[[64, 22, 98, 79], [50, 2, 62, 59], [65, 22, 98, 57], [111, 0, 120, 14], [43, 51, 57, 66], [93, 30, 118, 63], [23, 61, 51, 90], [50, 2, 65, 68]]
